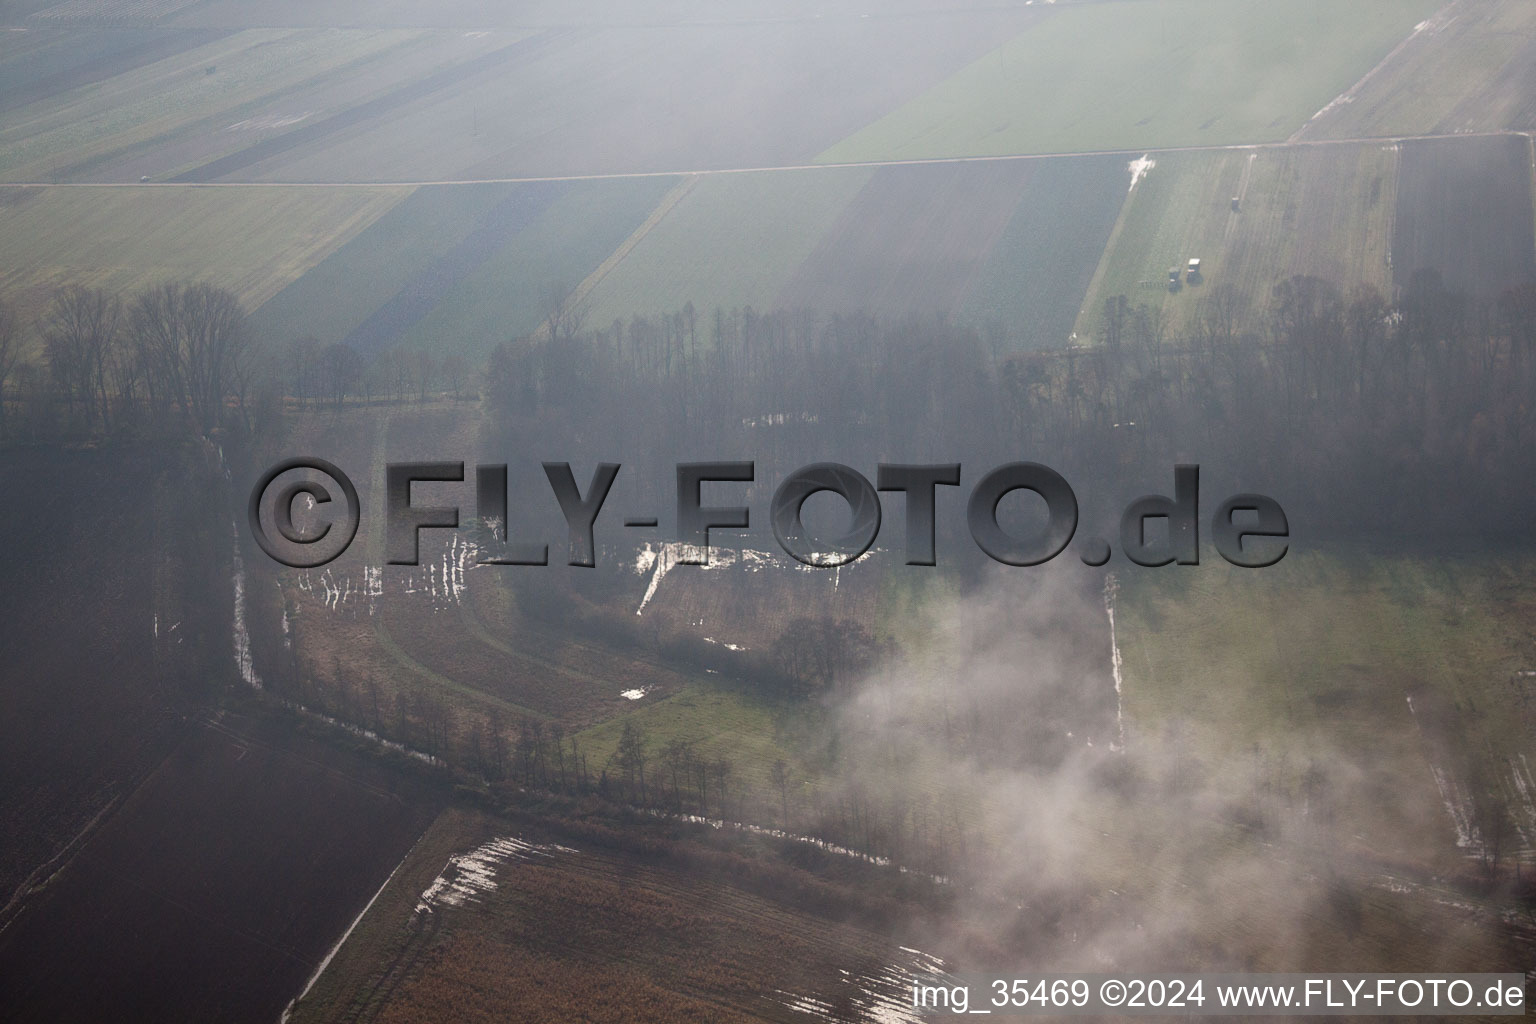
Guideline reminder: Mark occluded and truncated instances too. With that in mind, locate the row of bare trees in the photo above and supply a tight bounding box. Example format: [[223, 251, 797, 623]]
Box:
[[0, 282, 261, 438], [484, 270, 1536, 542]]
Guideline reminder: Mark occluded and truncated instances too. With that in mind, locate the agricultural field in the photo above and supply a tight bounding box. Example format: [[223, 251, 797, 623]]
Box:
[[1392, 133, 1536, 298], [286, 807, 953, 1024], [775, 156, 1127, 347], [776, 161, 1038, 317], [231, 11, 1045, 182], [1298, 0, 1536, 141], [816, 0, 1443, 164], [0, 713, 441, 1024], [0, 26, 225, 114], [584, 168, 873, 326], [0, 28, 512, 183], [158, 0, 1049, 31], [0, 445, 219, 904], [1074, 142, 1400, 340], [1116, 543, 1536, 876], [0, 183, 407, 327], [250, 178, 674, 359]]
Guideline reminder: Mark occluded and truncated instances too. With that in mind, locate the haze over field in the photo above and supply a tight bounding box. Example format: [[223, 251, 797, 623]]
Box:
[[1, 0, 1535, 1021]]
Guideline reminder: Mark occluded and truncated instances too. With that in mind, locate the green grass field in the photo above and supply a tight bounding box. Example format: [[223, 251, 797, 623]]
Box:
[[0, 183, 407, 326], [818, 0, 1443, 163], [1116, 543, 1536, 870], [1072, 142, 1398, 340], [584, 167, 873, 325], [576, 682, 806, 799]]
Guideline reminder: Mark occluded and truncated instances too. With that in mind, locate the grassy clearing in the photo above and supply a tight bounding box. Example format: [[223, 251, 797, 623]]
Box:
[[1116, 544, 1536, 870], [1072, 142, 1397, 340], [0, 183, 407, 325], [818, 0, 1442, 163], [576, 682, 806, 797], [585, 167, 872, 325]]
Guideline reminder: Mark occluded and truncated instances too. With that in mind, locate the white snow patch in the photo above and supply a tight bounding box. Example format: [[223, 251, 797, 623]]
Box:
[[775, 945, 956, 1023], [1405, 695, 1479, 852], [231, 521, 261, 690], [1127, 154, 1155, 192], [703, 636, 748, 652], [1103, 574, 1125, 751], [416, 836, 576, 915]]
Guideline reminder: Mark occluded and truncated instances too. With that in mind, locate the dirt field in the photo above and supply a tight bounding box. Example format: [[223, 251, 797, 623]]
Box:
[[0, 445, 220, 903], [287, 807, 952, 1024], [1392, 133, 1536, 297], [0, 713, 441, 1023]]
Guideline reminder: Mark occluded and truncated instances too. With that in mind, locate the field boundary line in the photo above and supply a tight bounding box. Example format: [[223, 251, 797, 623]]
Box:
[[280, 827, 431, 1023], [1529, 133, 1536, 268], [0, 788, 122, 934], [5, 130, 1534, 190], [1069, 155, 1145, 344]]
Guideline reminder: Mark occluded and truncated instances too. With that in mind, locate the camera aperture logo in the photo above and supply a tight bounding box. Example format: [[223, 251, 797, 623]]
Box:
[[248, 459, 1288, 571]]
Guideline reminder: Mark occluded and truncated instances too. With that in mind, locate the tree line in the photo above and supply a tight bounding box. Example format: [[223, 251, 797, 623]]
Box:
[[0, 283, 262, 439], [0, 282, 475, 443], [484, 270, 1536, 543]]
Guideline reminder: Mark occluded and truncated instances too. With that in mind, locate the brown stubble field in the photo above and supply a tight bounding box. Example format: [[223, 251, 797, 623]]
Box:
[[0, 445, 228, 906], [287, 806, 960, 1024]]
